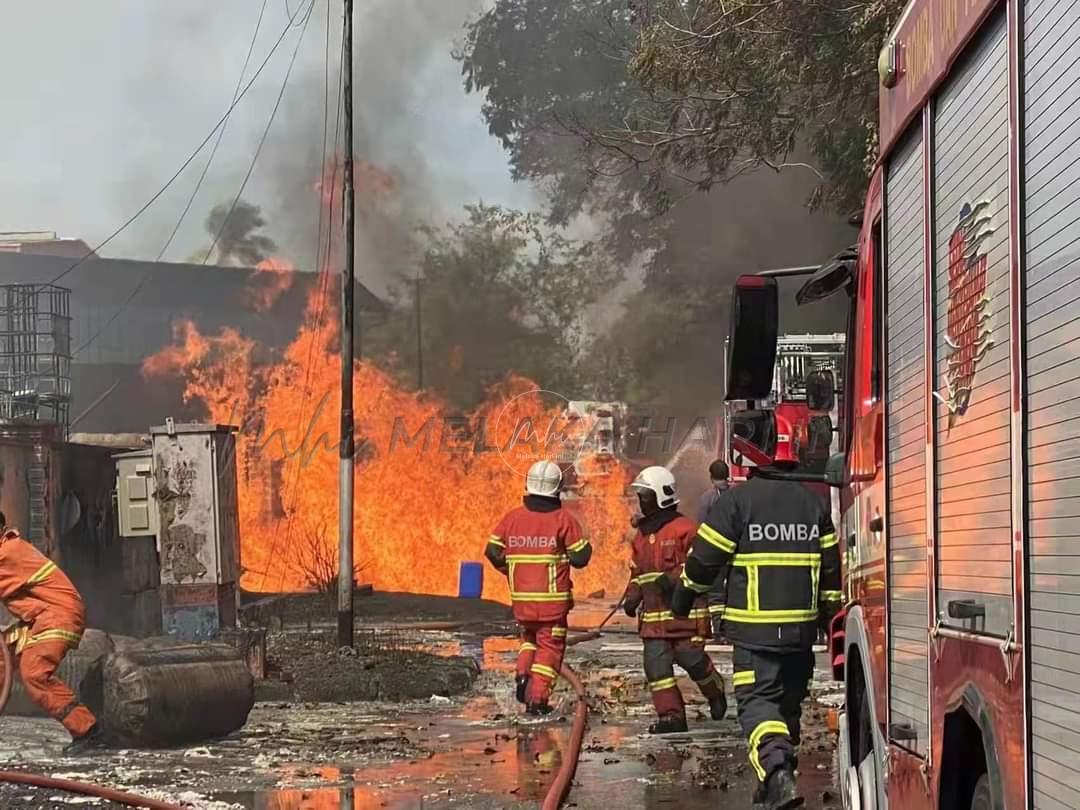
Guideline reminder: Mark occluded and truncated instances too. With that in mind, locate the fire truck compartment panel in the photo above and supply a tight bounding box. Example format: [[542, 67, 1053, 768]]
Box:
[[1025, 0, 1080, 802], [932, 11, 1013, 639], [885, 123, 930, 755]]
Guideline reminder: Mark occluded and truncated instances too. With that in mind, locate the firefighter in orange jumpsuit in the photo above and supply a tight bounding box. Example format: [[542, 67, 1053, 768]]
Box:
[[485, 460, 592, 715], [0, 512, 104, 754], [624, 466, 727, 734]]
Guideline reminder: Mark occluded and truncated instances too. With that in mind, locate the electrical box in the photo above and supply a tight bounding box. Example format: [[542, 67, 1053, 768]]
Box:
[[150, 420, 241, 641], [115, 449, 158, 538]]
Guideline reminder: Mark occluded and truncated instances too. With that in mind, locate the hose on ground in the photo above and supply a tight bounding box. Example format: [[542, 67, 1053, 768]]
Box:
[[540, 662, 588, 810], [539, 582, 629, 809], [0, 771, 184, 810]]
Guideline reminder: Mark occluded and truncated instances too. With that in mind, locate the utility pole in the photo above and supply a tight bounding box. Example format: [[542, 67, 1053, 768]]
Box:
[[415, 275, 423, 390], [337, 0, 356, 650]]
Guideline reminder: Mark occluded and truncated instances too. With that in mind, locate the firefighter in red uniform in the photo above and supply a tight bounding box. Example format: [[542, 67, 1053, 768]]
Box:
[[0, 512, 104, 754], [485, 460, 592, 715], [624, 466, 727, 734]]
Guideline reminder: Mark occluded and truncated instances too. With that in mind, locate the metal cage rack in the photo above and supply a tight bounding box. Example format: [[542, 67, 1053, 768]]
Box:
[[0, 284, 71, 429]]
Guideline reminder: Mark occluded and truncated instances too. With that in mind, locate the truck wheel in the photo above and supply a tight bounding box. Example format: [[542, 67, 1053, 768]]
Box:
[[970, 774, 992, 810]]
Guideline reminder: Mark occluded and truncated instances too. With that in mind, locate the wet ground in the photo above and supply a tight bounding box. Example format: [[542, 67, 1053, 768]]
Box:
[[0, 600, 843, 810]]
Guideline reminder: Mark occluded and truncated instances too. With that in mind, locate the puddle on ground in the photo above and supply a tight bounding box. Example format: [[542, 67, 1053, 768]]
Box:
[[208, 697, 835, 810]]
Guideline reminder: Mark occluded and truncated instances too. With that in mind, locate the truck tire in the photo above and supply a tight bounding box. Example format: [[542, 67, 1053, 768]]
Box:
[[970, 774, 992, 810]]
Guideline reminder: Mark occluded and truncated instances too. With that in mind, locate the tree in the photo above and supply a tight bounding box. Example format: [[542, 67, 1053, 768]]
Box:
[[197, 199, 278, 266], [369, 204, 622, 408], [292, 520, 367, 594], [459, 0, 904, 217]]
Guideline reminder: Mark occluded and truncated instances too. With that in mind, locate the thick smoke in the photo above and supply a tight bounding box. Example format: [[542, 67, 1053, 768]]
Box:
[[0, 1, 532, 292]]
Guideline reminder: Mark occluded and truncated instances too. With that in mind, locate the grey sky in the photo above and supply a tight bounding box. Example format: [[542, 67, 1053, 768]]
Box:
[[0, 1, 534, 273]]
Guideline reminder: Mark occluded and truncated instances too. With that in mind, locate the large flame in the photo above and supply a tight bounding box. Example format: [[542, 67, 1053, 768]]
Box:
[[248, 256, 297, 312], [143, 281, 634, 601]]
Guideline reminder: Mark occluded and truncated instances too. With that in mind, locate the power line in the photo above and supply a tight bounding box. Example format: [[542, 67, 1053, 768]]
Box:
[[155, 0, 271, 263], [43, 0, 315, 290], [201, 0, 316, 265], [268, 1, 345, 591], [72, 0, 275, 360]]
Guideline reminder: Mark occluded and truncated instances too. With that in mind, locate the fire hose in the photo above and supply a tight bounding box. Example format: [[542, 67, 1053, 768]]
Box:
[[0, 771, 184, 810], [539, 583, 628, 810], [0, 637, 183, 809]]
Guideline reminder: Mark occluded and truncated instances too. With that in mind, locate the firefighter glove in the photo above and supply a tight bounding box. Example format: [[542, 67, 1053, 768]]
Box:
[[624, 594, 641, 618], [670, 586, 693, 619]]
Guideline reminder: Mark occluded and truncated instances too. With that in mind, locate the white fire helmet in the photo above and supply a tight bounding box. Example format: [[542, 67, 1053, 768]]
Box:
[[525, 459, 563, 497], [629, 465, 679, 509]]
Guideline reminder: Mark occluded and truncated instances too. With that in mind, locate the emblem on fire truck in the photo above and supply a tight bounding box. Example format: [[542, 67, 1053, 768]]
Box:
[[933, 200, 995, 427]]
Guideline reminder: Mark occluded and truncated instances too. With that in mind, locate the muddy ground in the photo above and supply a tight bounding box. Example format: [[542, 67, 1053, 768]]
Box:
[[0, 598, 842, 810]]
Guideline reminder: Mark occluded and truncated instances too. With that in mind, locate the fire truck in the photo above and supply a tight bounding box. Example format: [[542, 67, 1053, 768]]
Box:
[[720, 0, 1080, 808], [720, 333, 846, 483]]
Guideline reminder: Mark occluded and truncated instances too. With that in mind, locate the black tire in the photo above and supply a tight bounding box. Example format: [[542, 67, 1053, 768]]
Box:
[[970, 774, 992, 810], [0, 639, 13, 715]]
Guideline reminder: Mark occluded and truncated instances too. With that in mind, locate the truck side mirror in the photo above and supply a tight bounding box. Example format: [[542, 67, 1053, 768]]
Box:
[[725, 275, 778, 401], [824, 452, 848, 488], [806, 369, 835, 412], [730, 409, 777, 466]]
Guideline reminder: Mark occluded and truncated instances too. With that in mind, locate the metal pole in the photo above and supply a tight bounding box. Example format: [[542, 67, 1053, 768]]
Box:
[[337, 0, 356, 650], [415, 275, 423, 390]]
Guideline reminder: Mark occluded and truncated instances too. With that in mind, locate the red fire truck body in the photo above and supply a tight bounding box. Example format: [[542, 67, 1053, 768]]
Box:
[[722, 0, 1080, 807]]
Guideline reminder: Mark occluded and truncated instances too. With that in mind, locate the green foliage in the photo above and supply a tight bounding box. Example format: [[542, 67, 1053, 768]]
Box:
[[370, 204, 622, 408], [459, 0, 904, 216]]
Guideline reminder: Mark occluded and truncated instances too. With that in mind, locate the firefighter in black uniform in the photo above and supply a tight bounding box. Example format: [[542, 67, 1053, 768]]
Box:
[[671, 416, 841, 810]]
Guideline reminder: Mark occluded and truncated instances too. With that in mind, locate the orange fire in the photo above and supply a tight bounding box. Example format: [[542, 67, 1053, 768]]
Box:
[[143, 282, 634, 601], [248, 256, 297, 312]]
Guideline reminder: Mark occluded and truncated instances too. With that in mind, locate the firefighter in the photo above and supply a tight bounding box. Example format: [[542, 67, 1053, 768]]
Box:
[[484, 460, 592, 715], [624, 466, 727, 734], [671, 418, 841, 810], [0, 512, 104, 754], [696, 459, 732, 639]]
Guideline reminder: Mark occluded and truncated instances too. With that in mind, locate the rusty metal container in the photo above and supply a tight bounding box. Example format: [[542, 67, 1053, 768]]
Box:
[[100, 638, 253, 747]]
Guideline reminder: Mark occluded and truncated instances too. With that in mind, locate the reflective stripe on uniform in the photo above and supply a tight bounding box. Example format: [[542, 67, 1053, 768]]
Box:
[[748, 720, 790, 781], [697, 524, 737, 554], [696, 671, 724, 689], [708, 604, 725, 615], [550, 626, 567, 638], [680, 569, 710, 593], [723, 607, 817, 624], [732, 670, 756, 687], [641, 610, 674, 623], [632, 572, 665, 586], [821, 590, 843, 602], [511, 591, 572, 602], [567, 538, 589, 553], [747, 565, 760, 612], [688, 608, 710, 620], [26, 560, 58, 585], [505, 554, 568, 564], [819, 532, 838, 549], [26, 628, 82, 648], [648, 677, 678, 692], [731, 553, 820, 566], [691, 636, 706, 645], [487, 535, 505, 548], [531, 663, 559, 681], [520, 642, 538, 652]]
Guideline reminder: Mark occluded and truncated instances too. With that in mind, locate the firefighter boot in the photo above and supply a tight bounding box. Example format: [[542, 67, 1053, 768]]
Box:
[[515, 675, 529, 704], [751, 781, 768, 810], [63, 724, 107, 757], [648, 715, 689, 735], [763, 766, 804, 810], [709, 691, 728, 720], [526, 701, 554, 717]]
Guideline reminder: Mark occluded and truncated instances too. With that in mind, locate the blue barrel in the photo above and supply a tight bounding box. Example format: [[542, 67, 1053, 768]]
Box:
[[458, 561, 484, 599]]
